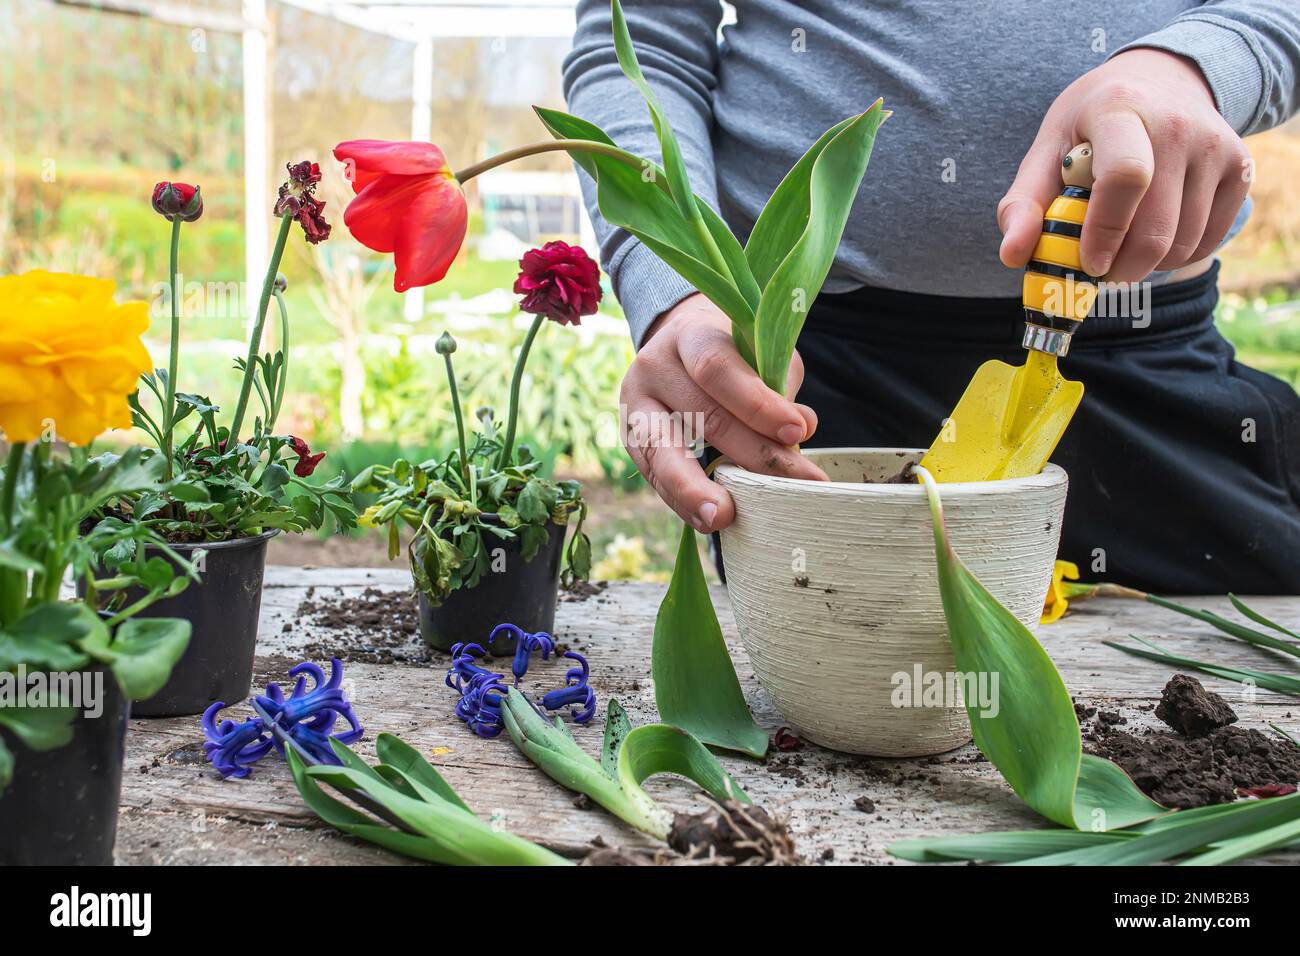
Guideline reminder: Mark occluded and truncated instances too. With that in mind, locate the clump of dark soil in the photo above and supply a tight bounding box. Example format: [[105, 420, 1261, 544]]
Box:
[[1083, 674, 1300, 809], [295, 587, 431, 666], [864, 460, 917, 484], [667, 800, 798, 865], [1155, 674, 1237, 737], [559, 580, 608, 603]]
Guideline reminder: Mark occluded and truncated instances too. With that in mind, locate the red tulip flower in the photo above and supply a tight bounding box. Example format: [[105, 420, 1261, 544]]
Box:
[[513, 241, 602, 326], [332, 140, 468, 292]]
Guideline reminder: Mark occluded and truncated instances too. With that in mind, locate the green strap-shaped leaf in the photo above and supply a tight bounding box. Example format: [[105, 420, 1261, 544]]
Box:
[[752, 103, 888, 393], [609, 0, 704, 228], [1104, 635, 1300, 695], [601, 698, 633, 778], [744, 114, 856, 290], [375, 732, 472, 814], [286, 748, 478, 865], [304, 762, 569, 866], [889, 829, 1132, 864], [1229, 593, 1300, 642], [652, 523, 768, 759], [915, 467, 1163, 831], [617, 723, 751, 806], [534, 106, 757, 338], [1146, 593, 1300, 658]]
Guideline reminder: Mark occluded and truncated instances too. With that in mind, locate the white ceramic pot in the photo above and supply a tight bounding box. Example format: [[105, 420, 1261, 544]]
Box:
[[715, 448, 1067, 757]]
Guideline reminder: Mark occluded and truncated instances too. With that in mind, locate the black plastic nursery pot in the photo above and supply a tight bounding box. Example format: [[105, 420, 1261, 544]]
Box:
[[0, 665, 128, 865], [417, 519, 567, 653], [82, 530, 275, 717]]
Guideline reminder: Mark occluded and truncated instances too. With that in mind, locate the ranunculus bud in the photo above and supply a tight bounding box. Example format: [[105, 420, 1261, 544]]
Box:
[[435, 331, 457, 355], [512, 241, 602, 325], [273, 273, 288, 293], [152, 182, 203, 222]]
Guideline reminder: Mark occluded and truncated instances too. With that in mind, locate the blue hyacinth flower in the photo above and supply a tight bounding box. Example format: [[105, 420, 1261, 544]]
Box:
[[256, 658, 363, 744], [202, 658, 363, 779], [454, 671, 510, 738], [201, 702, 273, 779], [446, 642, 497, 693], [540, 650, 596, 724], [489, 623, 555, 684]]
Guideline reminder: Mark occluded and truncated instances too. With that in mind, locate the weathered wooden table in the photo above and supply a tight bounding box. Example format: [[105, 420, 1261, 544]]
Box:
[[115, 568, 1300, 865]]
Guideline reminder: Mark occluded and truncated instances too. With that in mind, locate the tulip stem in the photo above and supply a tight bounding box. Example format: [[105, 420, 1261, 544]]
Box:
[[454, 139, 736, 289], [443, 350, 470, 490], [229, 213, 294, 445], [161, 217, 183, 480], [453, 139, 645, 183], [496, 312, 545, 472]]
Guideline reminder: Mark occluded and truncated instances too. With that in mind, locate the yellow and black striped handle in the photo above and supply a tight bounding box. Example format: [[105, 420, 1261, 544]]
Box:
[[1023, 143, 1098, 340]]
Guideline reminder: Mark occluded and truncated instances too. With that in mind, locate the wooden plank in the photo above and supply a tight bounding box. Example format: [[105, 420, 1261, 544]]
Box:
[[115, 570, 1300, 865]]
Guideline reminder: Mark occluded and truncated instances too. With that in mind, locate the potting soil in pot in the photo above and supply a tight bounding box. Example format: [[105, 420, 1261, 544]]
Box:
[[1080, 674, 1300, 809]]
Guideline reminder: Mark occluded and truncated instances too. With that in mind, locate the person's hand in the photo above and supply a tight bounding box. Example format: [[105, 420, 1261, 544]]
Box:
[[999, 48, 1251, 282], [621, 293, 826, 532]]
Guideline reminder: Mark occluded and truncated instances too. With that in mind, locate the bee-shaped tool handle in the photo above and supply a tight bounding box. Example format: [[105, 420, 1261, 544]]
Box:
[[1022, 143, 1098, 357]]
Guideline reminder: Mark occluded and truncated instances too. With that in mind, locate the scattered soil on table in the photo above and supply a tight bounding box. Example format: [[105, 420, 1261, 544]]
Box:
[[559, 580, 609, 603], [1082, 674, 1300, 809], [667, 800, 799, 865], [295, 586, 432, 666]]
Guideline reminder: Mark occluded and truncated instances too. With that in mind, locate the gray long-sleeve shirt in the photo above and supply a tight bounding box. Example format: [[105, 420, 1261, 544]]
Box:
[[562, 1, 1300, 346]]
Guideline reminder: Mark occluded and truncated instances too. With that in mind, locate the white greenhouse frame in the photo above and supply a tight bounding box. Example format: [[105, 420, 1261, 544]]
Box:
[[55, 0, 580, 323]]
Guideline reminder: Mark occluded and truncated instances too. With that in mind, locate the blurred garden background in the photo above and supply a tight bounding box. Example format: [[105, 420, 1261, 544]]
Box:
[[3, 0, 1298, 579]]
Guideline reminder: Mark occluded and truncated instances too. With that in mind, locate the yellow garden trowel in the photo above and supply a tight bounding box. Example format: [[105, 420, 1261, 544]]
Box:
[[921, 143, 1100, 482]]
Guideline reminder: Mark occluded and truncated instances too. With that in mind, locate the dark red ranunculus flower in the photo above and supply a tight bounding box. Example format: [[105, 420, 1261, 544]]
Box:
[[151, 182, 203, 222], [332, 140, 468, 292], [512, 241, 602, 325], [288, 436, 326, 477], [274, 161, 331, 244]]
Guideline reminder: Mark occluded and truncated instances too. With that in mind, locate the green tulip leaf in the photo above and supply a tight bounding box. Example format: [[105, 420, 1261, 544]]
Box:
[[617, 723, 751, 807], [609, 0, 707, 227], [294, 745, 569, 866], [652, 523, 768, 759], [534, 106, 757, 336], [752, 102, 888, 393], [374, 732, 472, 814], [913, 466, 1162, 831], [502, 689, 750, 841]]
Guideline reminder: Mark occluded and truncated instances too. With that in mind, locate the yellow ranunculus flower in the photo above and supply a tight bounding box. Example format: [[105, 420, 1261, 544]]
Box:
[[0, 270, 151, 445], [1040, 559, 1080, 624]]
